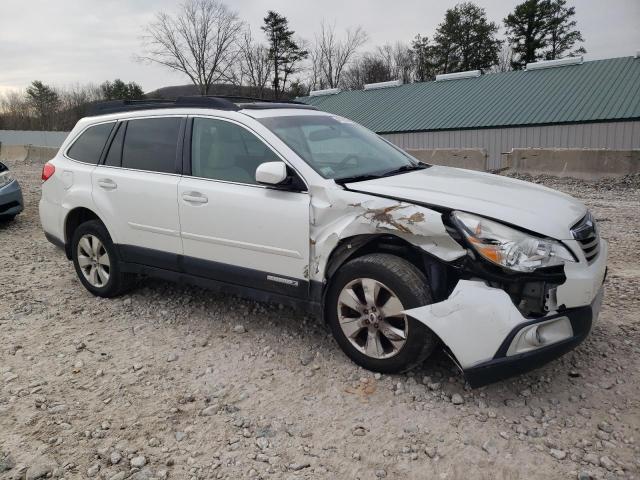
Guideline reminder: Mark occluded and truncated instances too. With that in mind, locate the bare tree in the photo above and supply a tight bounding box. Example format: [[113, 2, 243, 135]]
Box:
[[239, 28, 272, 99], [58, 84, 104, 130], [493, 43, 514, 72], [314, 21, 367, 88], [140, 0, 244, 95], [0, 90, 32, 130], [376, 43, 414, 84]]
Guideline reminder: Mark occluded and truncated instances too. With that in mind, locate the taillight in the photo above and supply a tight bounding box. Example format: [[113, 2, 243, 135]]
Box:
[[42, 163, 55, 182]]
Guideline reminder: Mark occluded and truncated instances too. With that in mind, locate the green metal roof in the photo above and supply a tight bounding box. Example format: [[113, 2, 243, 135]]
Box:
[[299, 56, 640, 133]]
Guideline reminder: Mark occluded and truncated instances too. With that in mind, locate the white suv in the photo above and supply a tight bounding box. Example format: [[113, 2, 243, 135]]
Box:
[[39, 96, 607, 386]]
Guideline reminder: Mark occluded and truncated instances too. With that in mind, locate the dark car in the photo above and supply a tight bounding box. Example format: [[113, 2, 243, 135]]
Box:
[[0, 161, 24, 221]]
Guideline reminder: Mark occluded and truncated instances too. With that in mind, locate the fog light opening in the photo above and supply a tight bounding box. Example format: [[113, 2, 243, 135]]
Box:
[[525, 326, 544, 346]]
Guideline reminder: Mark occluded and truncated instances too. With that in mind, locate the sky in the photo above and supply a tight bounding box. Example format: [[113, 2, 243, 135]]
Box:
[[0, 0, 638, 94]]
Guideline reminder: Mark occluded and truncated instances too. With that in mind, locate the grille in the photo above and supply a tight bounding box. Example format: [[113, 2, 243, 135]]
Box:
[[571, 212, 600, 264]]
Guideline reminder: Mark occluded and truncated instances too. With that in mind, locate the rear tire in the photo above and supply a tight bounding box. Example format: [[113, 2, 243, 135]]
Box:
[[71, 220, 135, 297], [0, 214, 16, 222], [326, 253, 437, 373]]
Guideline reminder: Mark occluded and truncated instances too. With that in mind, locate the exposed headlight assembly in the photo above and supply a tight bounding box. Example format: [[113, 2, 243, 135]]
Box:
[[0, 170, 14, 188], [452, 211, 575, 272]]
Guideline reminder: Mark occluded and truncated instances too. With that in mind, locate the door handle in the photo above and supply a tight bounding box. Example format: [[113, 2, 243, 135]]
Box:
[[97, 178, 117, 190], [182, 192, 208, 204]]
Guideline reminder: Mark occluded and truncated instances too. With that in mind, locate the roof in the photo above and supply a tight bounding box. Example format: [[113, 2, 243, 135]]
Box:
[[298, 56, 640, 133]]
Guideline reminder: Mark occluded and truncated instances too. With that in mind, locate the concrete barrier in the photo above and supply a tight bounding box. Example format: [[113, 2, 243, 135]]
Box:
[[405, 148, 488, 171], [504, 148, 640, 180], [0, 143, 58, 166]]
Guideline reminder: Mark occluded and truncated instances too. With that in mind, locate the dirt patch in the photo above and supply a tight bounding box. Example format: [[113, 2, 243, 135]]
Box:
[[1, 162, 639, 479]]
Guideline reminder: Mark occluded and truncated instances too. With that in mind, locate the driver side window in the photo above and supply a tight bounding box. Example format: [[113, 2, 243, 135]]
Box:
[[191, 118, 280, 184]]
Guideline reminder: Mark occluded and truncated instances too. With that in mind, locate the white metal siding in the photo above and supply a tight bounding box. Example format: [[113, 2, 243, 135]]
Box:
[[383, 121, 640, 170]]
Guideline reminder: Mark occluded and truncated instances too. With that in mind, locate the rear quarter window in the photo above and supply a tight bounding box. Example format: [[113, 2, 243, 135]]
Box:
[[67, 122, 115, 164]]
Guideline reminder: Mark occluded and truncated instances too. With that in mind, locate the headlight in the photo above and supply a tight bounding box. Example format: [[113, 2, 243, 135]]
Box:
[[0, 171, 14, 188], [452, 211, 575, 272]]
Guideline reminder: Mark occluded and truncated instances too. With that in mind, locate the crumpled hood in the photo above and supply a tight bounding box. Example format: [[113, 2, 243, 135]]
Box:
[[346, 165, 587, 240]]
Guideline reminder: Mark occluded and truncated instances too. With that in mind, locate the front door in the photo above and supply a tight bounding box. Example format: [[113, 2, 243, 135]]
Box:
[[177, 117, 310, 298]]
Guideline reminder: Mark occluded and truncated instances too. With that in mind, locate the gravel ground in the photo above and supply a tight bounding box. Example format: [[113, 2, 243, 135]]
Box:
[[1, 161, 639, 480]]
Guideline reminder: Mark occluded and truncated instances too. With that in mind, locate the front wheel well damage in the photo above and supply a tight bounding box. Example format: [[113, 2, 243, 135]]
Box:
[[323, 234, 459, 307], [63, 207, 103, 259]]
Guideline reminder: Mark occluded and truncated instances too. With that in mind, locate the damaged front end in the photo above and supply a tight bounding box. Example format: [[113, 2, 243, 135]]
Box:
[[311, 186, 607, 387], [400, 221, 608, 388]]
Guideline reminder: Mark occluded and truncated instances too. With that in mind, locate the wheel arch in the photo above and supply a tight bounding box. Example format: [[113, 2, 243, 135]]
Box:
[[63, 207, 108, 259], [322, 234, 458, 312]]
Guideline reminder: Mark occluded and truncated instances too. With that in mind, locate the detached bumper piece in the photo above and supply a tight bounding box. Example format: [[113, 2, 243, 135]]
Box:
[[463, 291, 600, 388], [0, 180, 24, 218]]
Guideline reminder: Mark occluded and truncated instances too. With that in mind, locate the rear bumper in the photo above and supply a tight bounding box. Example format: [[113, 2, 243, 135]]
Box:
[[463, 285, 603, 387], [0, 179, 24, 217]]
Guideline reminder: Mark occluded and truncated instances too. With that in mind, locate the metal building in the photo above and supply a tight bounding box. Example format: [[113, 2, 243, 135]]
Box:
[[300, 56, 640, 170]]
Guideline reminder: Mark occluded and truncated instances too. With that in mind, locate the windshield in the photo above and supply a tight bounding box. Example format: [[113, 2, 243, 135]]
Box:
[[258, 115, 424, 181]]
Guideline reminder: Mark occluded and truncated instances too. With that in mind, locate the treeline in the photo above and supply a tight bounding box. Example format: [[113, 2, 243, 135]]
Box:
[[0, 79, 144, 131], [1, 0, 586, 131], [139, 0, 585, 97]]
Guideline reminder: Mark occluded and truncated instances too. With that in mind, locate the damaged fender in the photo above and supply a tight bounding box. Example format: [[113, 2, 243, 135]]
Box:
[[402, 280, 530, 369], [307, 187, 466, 281]]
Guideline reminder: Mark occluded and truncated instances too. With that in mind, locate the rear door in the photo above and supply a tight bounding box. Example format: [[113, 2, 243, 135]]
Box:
[[91, 116, 185, 270], [177, 116, 310, 298]]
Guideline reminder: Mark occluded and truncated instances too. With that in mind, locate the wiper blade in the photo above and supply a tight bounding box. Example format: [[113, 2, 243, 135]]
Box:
[[335, 163, 428, 184], [380, 163, 428, 177], [334, 173, 382, 184]]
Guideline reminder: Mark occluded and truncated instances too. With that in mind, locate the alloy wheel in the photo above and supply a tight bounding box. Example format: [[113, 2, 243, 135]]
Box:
[[77, 234, 110, 288], [337, 278, 408, 359]]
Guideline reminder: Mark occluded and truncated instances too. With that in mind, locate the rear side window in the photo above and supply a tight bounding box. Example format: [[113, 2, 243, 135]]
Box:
[[122, 117, 181, 174], [67, 123, 114, 164]]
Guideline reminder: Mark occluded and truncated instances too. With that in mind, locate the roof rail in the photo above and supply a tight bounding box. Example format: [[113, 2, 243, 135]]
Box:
[[86, 95, 316, 116], [87, 96, 239, 115]]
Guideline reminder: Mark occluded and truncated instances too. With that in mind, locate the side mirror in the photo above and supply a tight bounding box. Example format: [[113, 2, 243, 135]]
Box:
[[256, 161, 288, 185]]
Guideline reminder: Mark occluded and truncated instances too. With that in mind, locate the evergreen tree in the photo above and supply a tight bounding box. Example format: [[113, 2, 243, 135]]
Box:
[[25, 80, 60, 130], [432, 3, 501, 74], [545, 0, 586, 60], [262, 11, 308, 99], [101, 79, 145, 100], [504, 0, 585, 70], [411, 34, 436, 82]]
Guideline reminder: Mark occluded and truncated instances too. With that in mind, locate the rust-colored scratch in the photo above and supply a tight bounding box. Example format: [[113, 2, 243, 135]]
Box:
[[399, 212, 425, 224], [359, 204, 414, 234]]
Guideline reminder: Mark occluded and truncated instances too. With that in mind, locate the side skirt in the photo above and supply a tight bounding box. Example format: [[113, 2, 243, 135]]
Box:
[[119, 261, 323, 317]]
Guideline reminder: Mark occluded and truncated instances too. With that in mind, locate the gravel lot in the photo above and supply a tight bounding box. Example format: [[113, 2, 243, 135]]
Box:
[[1, 160, 639, 480]]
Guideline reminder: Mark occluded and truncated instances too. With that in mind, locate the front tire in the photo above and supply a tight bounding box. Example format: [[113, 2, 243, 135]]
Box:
[[326, 253, 437, 373], [71, 220, 134, 297]]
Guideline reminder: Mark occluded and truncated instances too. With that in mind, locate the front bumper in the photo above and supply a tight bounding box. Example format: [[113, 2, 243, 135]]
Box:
[[404, 240, 608, 387], [0, 179, 24, 218], [464, 285, 603, 387]]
